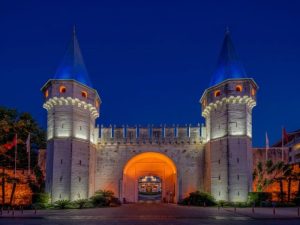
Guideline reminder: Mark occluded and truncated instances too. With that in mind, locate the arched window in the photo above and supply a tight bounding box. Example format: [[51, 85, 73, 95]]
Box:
[[214, 90, 221, 97], [59, 86, 66, 93], [81, 91, 88, 98], [235, 85, 243, 92]]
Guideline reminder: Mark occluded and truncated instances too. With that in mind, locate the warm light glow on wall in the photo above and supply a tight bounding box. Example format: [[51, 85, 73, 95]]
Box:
[[123, 152, 177, 175], [59, 86, 66, 93]]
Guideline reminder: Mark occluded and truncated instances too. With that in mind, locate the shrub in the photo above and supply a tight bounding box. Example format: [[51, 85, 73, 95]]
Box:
[[294, 193, 300, 206], [73, 199, 89, 209], [54, 200, 71, 209], [179, 191, 216, 206], [32, 193, 50, 209], [90, 190, 121, 207], [248, 192, 271, 206]]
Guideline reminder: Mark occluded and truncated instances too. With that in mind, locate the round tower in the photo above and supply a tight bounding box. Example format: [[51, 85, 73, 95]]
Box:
[[201, 30, 258, 202], [41, 29, 101, 202]]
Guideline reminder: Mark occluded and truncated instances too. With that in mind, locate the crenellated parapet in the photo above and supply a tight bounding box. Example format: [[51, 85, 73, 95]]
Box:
[[99, 124, 206, 145], [202, 95, 256, 118], [43, 96, 99, 119]]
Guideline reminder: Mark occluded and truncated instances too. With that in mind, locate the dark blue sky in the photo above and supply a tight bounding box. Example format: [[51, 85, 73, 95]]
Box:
[[0, 0, 299, 147]]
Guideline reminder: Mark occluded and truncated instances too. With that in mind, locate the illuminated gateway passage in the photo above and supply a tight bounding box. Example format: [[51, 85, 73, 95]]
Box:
[[42, 29, 258, 203], [123, 152, 176, 203]]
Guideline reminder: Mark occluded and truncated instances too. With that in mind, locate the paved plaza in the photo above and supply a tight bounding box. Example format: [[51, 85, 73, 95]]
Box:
[[0, 204, 300, 225]]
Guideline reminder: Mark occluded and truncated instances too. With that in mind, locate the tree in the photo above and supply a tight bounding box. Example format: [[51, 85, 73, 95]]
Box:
[[0, 106, 46, 205], [253, 159, 283, 192]]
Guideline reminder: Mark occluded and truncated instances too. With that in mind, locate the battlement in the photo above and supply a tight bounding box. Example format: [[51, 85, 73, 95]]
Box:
[[98, 124, 206, 145]]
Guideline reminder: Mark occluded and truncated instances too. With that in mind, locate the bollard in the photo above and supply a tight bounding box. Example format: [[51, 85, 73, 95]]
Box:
[[21, 206, 23, 214], [12, 208, 14, 217], [234, 207, 236, 213], [273, 207, 276, 216], [0, 207, 2, 216], [218, 206, 220, 212], [252, 207, 255, 214], [34, 208, 37, 214], [7, 207, 9, 214], [298, 207, 299, 217]]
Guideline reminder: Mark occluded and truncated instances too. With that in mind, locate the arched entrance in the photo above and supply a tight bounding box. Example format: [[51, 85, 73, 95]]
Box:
[[122, 152, 177, 203]]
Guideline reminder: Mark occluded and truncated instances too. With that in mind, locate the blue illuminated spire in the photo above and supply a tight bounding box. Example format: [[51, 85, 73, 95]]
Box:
[[209, 29, 247, 87], [54, 26, 93, 87]]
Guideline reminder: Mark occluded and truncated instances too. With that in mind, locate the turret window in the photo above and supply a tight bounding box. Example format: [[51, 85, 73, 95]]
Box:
[[44, 89, 49, 98], [251, 88, 256, 96], [214, 90, 221, 97], [95, 99, 99, 108], [59, 86, 66, 93], [81, 91, 88, 98], [235, 85, 243, 92]]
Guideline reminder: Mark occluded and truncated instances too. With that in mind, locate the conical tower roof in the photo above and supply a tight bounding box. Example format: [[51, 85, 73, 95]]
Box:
[[54, 27, 93, 87], [210, 29, 247, 86]]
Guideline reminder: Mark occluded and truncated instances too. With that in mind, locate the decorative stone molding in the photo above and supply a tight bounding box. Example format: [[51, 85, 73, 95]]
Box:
[[43, 97, 99, 119], [202, 95, 256, 118]]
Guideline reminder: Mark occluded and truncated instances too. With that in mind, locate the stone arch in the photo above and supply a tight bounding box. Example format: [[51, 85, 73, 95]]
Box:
[[122, 152, 177, 203]]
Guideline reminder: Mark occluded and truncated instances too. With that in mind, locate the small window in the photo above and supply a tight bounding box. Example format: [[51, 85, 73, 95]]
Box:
[[237, 191, 240, 196], [62, 124, 64, 128], [59, 194, 62, 199], [218, 175, 221, 180], [60, 176, 63, 182], [59, 86, 66, 93], [61, 159, 63, 164], [237, 158, 239, 163], [95, 99, 99, 108], [214, 90, 221, 97], [219, 191, 221, 196], [237, 175, 240, 180], [79, 160, 82, 166], [78, 177, 81, 182], [79, 126, 82, 131], [218, 159, 221, 164], [81, 91, 88, 98], [251, 88, 256, 96], [236, 85, 242, 92], [45, 89, 49, 98]]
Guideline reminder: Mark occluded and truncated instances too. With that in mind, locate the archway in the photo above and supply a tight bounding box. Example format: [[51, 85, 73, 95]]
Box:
[[122, 152, 177, 203]]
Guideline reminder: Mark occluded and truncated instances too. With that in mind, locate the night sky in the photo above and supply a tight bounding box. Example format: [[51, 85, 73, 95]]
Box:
[[0, 0, 299, 147]]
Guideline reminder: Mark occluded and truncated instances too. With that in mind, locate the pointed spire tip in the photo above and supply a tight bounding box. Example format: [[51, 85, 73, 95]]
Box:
[[225, 26, 230, 35], [73, 25, 76, 36]]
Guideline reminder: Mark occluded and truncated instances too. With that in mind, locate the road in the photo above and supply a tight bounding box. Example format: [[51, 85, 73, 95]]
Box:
[[0, 203, 299, 225]]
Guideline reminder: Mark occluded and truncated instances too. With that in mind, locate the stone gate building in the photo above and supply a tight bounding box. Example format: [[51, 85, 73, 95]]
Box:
[[42, 29, 258, 203]]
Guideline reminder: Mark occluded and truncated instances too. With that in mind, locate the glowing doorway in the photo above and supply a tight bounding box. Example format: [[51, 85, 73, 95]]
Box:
[[138, 175, 162, 201]]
